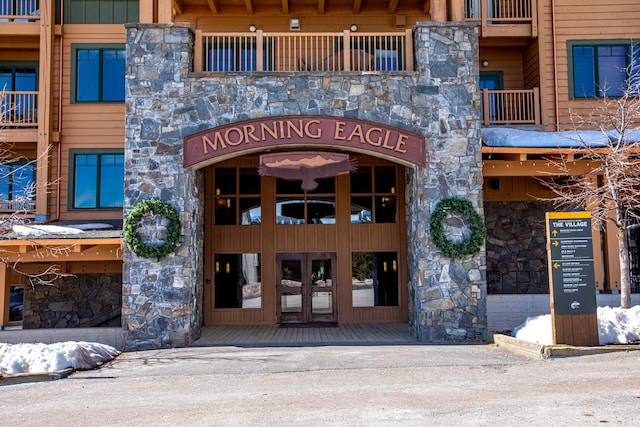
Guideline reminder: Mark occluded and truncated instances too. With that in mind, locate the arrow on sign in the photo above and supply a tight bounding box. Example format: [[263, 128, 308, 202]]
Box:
[[552, 241, 559, 247], [553, 262, 560, 269], [552, 230, 558, 236]]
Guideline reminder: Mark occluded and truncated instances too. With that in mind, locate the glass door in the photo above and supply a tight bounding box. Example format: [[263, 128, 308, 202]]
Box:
[[277, 253, 337, 323]]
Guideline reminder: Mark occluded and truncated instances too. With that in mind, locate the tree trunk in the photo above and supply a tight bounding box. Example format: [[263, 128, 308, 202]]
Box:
[[617, 228, 632, 308]]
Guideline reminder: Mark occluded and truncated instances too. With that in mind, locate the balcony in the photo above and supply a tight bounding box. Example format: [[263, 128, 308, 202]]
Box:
[[194, 30, 414, 73], [465, 0, 537, 38], [0, 0, 40, 36], [1, 91, 38, 128], [481, 88, 540, 126]]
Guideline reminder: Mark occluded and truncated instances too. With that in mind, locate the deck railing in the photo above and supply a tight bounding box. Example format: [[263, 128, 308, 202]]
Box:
[[0, 199, 35, 214], [481, 88, 540, 126], [465, 0, 537, 36], [0, 0, 40, 22], [195, 30, 414, 73], [1, 91, 38, 127]]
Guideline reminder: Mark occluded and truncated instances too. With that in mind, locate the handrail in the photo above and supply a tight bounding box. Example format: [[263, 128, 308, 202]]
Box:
[[465, 0, 537, 36], [197, 30, 413, 73], [481, 88, 540, 126], [1, 90, 38, 127], [0, 0, 40, 22]]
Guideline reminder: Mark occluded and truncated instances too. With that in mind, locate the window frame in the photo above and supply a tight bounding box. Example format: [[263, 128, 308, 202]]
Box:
[[0, 160, 36, 202], [70, 43, 126, 103], [568, 40, 640, 99], [68, 149, 124, 210]]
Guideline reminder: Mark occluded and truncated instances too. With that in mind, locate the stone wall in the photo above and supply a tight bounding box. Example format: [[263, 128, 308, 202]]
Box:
[[123, 21, 485, 348], [23, 273, 122, 328], [484, 201, 553, 294]]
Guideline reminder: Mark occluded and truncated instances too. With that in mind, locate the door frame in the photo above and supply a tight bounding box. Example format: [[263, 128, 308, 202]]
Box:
[[276, 252, 337, 323]]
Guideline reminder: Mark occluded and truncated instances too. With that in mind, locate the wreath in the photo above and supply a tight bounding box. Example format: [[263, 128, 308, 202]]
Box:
[[124, 199, 181, 261], [429, 197, 486, 259]]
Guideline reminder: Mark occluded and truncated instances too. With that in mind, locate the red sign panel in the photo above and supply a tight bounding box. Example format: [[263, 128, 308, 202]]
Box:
[[183, 116, 426, 168]]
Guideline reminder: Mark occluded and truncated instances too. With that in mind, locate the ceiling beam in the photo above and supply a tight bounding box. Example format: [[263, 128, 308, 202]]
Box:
[[282, 0, 289, 14], [244, 0, 254, 14], [388, 0, 399, 14], [205, 0, 219, 14], [353, 0, 362, 13], [173, 0, 183, 15], [318, 0, 325, 14]]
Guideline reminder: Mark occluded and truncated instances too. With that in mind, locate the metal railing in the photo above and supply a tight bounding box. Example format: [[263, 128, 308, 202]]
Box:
[[481, 88, 540, 126], [0, 0, 40, 22], [1, 91, 38, 127], [195, 30, 414, 73]]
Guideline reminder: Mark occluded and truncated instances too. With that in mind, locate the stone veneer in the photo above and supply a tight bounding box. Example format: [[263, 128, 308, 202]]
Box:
[[123, 21, 485, 349]]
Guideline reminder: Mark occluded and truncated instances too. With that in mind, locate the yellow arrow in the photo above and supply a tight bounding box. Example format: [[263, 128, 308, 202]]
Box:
[[552, 230, 558, 237], [553, 262, 560, 269], [552, 241, 559, 247]]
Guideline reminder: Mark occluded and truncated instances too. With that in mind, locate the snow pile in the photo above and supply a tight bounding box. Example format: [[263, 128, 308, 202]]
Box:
[[513, 305, 640, 346], [0, 341, 119, 374], [12, 225, 84, 236], [482, 127, 640, 148]]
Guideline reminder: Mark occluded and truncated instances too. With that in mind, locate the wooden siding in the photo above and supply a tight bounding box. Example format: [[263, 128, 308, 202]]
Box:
[[538, 0, 640, 131], [479, 46, 525, 89]]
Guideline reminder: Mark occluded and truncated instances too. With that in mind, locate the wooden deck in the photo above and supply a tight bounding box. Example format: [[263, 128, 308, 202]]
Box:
[[196, 323, 416, 346]]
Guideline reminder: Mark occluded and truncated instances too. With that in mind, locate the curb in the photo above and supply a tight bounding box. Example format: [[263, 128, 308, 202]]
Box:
[[0, 368, 74, 386], [484, 332, 640, 359]]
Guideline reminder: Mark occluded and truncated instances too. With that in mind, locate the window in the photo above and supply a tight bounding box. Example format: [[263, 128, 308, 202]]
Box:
[[72, 45, 125, 102], [0, 63, 37, 122], [0, 162, 35, 202], [64, 0, 139, 24], [70, 151, 123, 209], [569, 41, 640, 98], [352, 252, 399, 307], [214, 253, 262, 309], [214, 167, 261, 225], [350, 166, 397, 223], [276, 177, 335, 225]]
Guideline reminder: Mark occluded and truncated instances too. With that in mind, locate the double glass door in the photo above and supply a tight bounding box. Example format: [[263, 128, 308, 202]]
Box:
[[277, 253, 336, 323]]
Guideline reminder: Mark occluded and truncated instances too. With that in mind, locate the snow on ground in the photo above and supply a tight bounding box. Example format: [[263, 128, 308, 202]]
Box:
[[0, 341, 119, 375], [514, 305, 640, 346]]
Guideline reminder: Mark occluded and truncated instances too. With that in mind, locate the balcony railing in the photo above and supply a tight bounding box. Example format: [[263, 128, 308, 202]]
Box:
[[195, 30, 414, 73], [1, 91, 38, 128], [0, 199, 35, 215], [465, 0, 537, 37], [481, 88, 540, 126], [0, 0, 40, 22]]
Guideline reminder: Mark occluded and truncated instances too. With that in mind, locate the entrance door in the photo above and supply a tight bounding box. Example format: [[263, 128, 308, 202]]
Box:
[[277, 253, 337, 323]]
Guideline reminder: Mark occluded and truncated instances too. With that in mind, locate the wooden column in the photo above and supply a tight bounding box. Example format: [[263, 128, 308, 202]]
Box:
[[157, 0, 174, 24], [0, 263, 9, 329], [448, 0, 465, 22], [585, 175, 604, 290], [431, 0, 447, 22], [36, 0, 55, 219], [139, 0, 155, 23]]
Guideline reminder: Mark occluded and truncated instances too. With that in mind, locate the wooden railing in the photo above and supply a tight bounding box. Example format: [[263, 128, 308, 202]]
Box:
[[1, 91, 38, 127], [0, 199, 35, 214], [195, 30, 414, 73], [0, 0, 40, 22], [465, 0, 537, 37], [481, 88, 540, 126]]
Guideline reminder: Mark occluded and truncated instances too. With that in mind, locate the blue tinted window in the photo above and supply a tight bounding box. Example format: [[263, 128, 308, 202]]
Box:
[[571, 43, 638, 98], [598, 46, 626, 97], [0, 162, 35, 201], [573, 46, 596, 98], [76, 48, 125, 102], [73, 152, 123, 209]]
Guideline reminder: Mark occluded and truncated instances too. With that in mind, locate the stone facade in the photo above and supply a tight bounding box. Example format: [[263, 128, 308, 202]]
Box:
[[123, 21, 485, 349], [23, 273, 122, 328], [485, 201, 553, 294]]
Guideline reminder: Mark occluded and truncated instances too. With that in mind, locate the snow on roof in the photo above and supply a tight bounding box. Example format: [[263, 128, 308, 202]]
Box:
[[482, 127, 640, 148], [13, 225, 85, 236]]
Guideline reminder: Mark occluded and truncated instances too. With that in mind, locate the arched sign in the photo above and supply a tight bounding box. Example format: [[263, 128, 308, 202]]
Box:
[[183, 116, 426, 168]]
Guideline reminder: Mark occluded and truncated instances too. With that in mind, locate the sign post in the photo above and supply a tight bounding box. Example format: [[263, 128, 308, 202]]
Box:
[[546, 212, 599, 346]]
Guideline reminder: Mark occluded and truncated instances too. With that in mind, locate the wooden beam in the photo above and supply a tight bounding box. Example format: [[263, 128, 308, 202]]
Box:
[[139, 0, 154, 22], [388, 0, 399, 14], [0, 263, 8, 328], [483, 160, 599, 177], [282, 0, 289, 14], [244, 0, 253, 14], [173, 0, 183, 15], [318, 0, 325, 14], [206, 0, 219, 14], [353, 0, 362, 14]]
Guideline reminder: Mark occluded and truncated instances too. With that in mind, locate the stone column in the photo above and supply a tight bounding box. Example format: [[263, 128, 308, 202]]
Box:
[[408, 22, 486, 341], [122, 23, 203, 350]]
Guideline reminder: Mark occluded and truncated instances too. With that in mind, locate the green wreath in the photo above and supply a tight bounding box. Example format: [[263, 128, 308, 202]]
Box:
[[429, 197, 486, 259], [124, 199, 181, 261]]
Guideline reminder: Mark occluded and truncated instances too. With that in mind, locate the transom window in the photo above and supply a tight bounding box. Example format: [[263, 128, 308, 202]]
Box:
[[71, 151, 124, 209], [73, 45, 125, 102], [350, 165, 397, 223], [214, 167, 262, 225], [570, 41, 640, 98], [276, 177, 336, 225]]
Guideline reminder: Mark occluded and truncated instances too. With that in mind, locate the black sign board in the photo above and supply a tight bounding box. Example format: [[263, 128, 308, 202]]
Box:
[[546, 212, 598, 315]]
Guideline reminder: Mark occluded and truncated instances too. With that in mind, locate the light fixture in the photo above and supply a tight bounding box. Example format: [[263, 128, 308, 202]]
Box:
[[393, 260, 397, 272], [290, 18, 300, 31], [215, 261, 220, 273], [383, 262, 388, 273], [350, 24, 358, 32], [482, 59, 489, 67], [225, 263, 231, 274], [249, 24, 257, 32]]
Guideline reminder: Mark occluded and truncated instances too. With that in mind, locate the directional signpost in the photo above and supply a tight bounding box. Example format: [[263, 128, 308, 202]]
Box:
[[546, 212, 599, 346]]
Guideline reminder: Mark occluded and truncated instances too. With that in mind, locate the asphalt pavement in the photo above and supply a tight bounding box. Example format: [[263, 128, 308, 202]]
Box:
[[1, 342, 639, 426]]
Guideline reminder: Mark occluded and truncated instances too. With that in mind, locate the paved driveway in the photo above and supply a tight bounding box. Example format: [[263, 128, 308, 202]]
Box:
[[2, 343, 639, 426]]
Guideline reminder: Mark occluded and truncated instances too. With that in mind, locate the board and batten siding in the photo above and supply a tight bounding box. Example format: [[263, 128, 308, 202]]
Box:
[[538, 0, 640, 130]]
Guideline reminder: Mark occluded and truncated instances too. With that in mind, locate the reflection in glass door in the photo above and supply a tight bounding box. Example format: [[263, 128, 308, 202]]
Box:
[[277, 253, 337, 323]]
